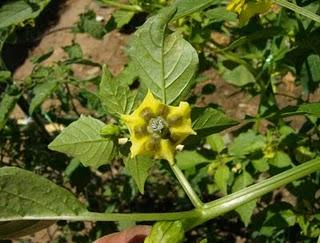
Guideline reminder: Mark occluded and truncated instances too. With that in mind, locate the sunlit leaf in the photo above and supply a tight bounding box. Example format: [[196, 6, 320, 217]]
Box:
[[48, 115, 116, 168], [99, 65, 140, 115], [128, 8, 198, 104]]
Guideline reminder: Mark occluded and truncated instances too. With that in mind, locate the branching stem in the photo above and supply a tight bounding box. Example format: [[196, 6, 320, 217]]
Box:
[[170, 163, 203, 208]]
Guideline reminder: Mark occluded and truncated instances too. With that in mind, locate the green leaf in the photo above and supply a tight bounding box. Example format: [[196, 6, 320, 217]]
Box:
[[235, 200, 256, 227], [144, 220, 184, 243], [112, 9, 135, 28], [0, 71, 11, 81], [300, 54, 320, 84], [214, 165, 230, 195], [0, 93, 19, 131], [276, 102, 320, 119], [0, 166, 86, 238], [0, 221, 54, 239], [29, 79, 59, 114], [114, 62, 138, 86], [222, 65, 256, 87], [175, 150, 208, 170], [192, 107, 238, 136], [297, 103, 320, 116], [63, 43, 83, 59], [228, 130, 266, 157], [124, 155, 153, 194], [128, 8, 198, 104], [204, 7, 237, 24], [0, 0, 51, 29], [48, 115, 116, 168], [232, 171, 256, 226], [268, 151, 292, 168], [254, 202, 296, 237], [207, 134, 225, 153], [30, 48, 54, 64], [252, 157, 269, 172], [172, 0, 219, 20], [73, 10, 106, 39], [99, 65, 139, 115]]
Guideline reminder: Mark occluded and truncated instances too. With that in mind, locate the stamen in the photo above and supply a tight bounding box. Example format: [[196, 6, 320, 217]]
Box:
[[150, 117, 166, 132]]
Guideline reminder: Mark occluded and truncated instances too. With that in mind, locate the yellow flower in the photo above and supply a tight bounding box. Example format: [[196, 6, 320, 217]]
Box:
[[121, 90, 196, 164], [227, 0, 272, 26]]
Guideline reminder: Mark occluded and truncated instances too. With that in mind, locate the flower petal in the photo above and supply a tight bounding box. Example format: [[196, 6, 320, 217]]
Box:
[[154, 139, 175, 165]]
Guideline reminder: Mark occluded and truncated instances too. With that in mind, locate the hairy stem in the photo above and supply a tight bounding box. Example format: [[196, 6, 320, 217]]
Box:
[[184, 157, 320, 230], [170, 163, 204, 208], [2, 158, 320, 232], [1, 210, 199, 222]]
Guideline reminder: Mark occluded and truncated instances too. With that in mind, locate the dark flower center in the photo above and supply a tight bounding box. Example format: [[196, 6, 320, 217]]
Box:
[[148, 116, 169, 138]]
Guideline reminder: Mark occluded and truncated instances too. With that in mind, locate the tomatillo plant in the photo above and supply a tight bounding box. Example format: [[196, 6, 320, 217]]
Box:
[[1, 0, 320, 242]]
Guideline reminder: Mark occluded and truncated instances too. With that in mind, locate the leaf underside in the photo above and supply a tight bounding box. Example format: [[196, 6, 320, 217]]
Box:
[[0, 167, 86, 238], [128, 8, 198, 105], [124, 155, 153, 194], [48, 115, 116, 168], [99, 65, 139, 115]]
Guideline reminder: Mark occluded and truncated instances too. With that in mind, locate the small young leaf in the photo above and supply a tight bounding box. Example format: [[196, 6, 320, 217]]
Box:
[[268, 151, 292, 168], [48, 115, 116, 168], [0, 93, 19, 131], [0, 166, 86, 238], [229, 130, 266, 157], [30, 48, 54, 64], [207, 133, 225, 153], [205, 7, 237, 24], [29, 79, 59, 114], [124, 155, 153, 194], [112, 9, 135, 28], [144, 220, 184, 243], [0, 70, 11, 81], [223, 65, 256, 87], [252, 157, 269, 172], [192, 107, 238, 136], [99, 65, 139, 115], [63, 43, 83, 59], [175, 150, 208, 170], [234, 200, 256, 227], [73, 10, 106, 39], [214, 165, 230, 195], [232, 171, 256, 226], [128, 8, 198, 104]]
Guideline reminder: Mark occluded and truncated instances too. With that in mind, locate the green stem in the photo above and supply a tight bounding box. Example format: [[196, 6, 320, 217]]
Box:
[[185, 157, 320, 230], [273, 0, 320, 23], [3, 158, 320, 232], [100, 0, 143, 12], [1, 211, 198, 222], [170, 163, 204, 208]]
